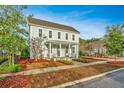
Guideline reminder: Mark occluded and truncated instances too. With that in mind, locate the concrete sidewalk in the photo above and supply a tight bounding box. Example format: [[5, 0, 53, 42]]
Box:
[[0, 61, 106, 78]]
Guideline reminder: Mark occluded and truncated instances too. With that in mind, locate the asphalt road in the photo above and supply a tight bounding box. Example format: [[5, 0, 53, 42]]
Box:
[[67, 69, 124, 88]]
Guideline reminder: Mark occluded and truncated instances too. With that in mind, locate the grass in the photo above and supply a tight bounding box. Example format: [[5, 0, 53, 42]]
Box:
[[0, 64, 21, 74]]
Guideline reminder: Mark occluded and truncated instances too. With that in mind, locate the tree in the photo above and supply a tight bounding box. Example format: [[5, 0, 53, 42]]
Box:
[[30, 36, 48, 59], [21, 47, 30, 59], [104, 24, 124, 61], [0, 5, 28, 66]]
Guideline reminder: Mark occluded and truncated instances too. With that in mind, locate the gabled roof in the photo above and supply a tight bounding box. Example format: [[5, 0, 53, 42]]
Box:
[[28, 18, 80, 33]]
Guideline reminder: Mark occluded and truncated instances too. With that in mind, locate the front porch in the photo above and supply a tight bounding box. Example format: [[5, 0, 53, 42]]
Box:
[[43, 40, 79, 59]]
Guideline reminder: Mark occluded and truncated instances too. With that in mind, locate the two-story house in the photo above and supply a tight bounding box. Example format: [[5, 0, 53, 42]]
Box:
[[28, 18, 80, 59]]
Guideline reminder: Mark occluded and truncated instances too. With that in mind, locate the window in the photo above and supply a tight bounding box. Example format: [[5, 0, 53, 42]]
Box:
[[66, 33, 68, 40], [72, 35, 75, 41], [49, 31, 52, 38], [58, 32, 61, 39], [39, 29, 42, 37]]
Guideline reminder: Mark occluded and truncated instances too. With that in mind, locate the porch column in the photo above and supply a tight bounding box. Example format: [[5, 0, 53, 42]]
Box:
[[76, 44, 79, 58], [59, 43, 62, 57], [68, 44, 71, 57], [49, 42, 51, 58]]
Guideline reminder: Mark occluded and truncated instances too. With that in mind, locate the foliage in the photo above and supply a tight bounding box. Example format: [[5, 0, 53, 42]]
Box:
[[30, 37, 47, 59], [21, 48, 30, 59], [50, 58, 54, 62], [0, 76, 5, 80], [0, 56, 8, 64], [58, 60, 74, 65], [85, 38, 100, 43], [73, 57, 102, 63], [0, 5, 28, 66], [104, 25, 124, 57], [0, 64, 21, 73], [79, 49, 86, 56], [73, 58, 91, 63]]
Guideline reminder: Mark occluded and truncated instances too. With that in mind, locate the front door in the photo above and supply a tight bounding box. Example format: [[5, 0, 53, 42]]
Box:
[[57, 45, 60, 57]]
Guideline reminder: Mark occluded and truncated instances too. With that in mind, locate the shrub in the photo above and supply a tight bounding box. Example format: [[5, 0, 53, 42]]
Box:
[[79, 49, 86, 56], [50, 58, 54, 62], [72, 58, 92, 63], [0, 76, 5, 80], [0, 64, 21, 73], [0, 57, 8, 64], [20, 48, 30, 59], [58, 60, 74, 65]]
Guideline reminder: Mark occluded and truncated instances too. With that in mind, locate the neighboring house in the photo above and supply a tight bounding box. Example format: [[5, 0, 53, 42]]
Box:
[[85, 40, 107, 57], [79, 39, 107, 57], [28, 18, 80, 59]]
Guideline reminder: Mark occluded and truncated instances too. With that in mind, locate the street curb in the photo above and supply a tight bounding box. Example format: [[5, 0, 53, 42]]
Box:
[[49, 67, 124, 88]]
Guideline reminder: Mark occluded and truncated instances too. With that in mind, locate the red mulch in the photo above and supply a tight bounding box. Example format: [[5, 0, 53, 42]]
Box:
[[108, 61, 124, 66], [22, 62, 66, 71], [17, 59, 50, 64], [0, 75, 30, 88], [81, 56, 105, 61], [0, 64, 122, 88], [28, 64, 121, 87]]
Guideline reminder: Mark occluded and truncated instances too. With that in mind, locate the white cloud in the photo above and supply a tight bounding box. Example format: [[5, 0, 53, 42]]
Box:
[[61, 10, 93, 20]]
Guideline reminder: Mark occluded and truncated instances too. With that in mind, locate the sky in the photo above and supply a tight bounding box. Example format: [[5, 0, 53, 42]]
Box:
[[24, 5, 124, 39]]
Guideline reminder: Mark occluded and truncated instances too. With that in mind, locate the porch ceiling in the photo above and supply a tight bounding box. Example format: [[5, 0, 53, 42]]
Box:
[[46, 40, 79, 45]]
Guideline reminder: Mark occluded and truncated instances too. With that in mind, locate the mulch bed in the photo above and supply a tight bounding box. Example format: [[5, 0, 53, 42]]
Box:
[[73, 57, 105, 63], [22, 62, 66, 70], [0, 75, 30, 88], [17, 59, 67, 71], [17, 59, 50, 64], [108, 61, 124, 66], [27, 64, 121, 88], [81, 56, 105, 61], [0, 64, 120, 88], [0, 63, 123, 88]]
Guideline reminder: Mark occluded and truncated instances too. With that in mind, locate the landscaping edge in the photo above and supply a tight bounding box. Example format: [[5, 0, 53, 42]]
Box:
[[0, 61, 106, 78], [49, 67, 124, 88]]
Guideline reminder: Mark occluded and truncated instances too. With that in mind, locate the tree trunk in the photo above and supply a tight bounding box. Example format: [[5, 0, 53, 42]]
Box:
[[8, 53, 11, 66], [12, 53, 15, 66]]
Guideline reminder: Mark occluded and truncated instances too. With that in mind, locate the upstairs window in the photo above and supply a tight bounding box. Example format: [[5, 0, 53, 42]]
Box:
[[66, 33, 68, 40], [39, 29, 42, 37], [49, 31, 52, 38], [58, 32, 61, 39], [72, 34, 75, 41]]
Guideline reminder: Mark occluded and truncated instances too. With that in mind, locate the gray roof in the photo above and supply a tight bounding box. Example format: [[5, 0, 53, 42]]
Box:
[[28, 18, 80, 33]]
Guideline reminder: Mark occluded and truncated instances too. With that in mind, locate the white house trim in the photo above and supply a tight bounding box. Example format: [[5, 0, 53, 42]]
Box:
[[28, 18, 80, 59]]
